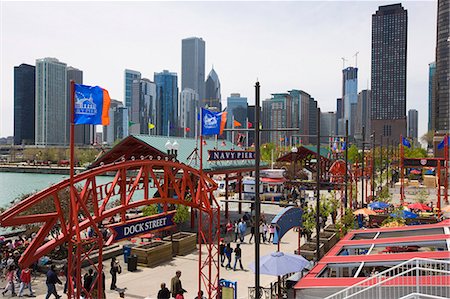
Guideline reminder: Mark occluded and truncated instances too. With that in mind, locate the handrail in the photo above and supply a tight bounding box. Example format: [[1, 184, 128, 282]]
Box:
[[325, 258, 450, 299]]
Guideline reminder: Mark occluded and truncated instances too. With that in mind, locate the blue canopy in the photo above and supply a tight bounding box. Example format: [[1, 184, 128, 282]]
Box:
[[390, 210, 418, 219], [248, 251, 310, 276], [369, 201, 390, 209]]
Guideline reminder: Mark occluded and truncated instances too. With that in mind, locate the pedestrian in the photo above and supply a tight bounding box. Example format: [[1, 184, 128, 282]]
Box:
[[263, 221, 268, 242], [224, 243, 233, 270], [91, 266, 106, 299], [170, 270, 185, 298], [194, 290, 207, 299], [110, 257, 121, 290], [268, 224, 275, 243], [249, 224, 255, 244], [2, 264, 16, 297], [219, 239, 225, 267], [225, 220, 233, 241], [259, 221, 265, 243], [18, 267, 34, 297], [233, 221, 239, 242], [175, 289, 185, 299], [83, 268, 94, 296], [233, 244, 244, 271], [238, 219, 247, 243], [157, 282, 171, 299], [45, 264, 62, 299]]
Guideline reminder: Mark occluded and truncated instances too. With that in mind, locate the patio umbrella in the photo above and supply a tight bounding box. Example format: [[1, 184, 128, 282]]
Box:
[[410, 169, 421, 175], [390, 210, 418, 219], [408, 203, 432, 211], [248, 251, 310, 298], [353, 208, 377, 216], [368, 201, 390, 209]]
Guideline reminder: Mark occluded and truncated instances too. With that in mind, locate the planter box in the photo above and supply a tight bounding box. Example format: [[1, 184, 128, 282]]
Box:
[[296, 242, 324, 261], [319, 231, 338, 252], [131, 241, 172, 267], [324, 224, 339, 233], [163, 232, 197, 256]]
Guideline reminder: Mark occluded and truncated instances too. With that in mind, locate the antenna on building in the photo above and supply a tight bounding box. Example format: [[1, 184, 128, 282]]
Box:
[[354, 51, 359, 68], [341, 57, 348, 69]]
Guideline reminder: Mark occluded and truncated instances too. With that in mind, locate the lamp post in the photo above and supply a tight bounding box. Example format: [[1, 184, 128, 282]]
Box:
[[361, 126, 365, 208], [371, 132, 375, 200], [165, 140, 179, 159], [291, 146, 298, 181]]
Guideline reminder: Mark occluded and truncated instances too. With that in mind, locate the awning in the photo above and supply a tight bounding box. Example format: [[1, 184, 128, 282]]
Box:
[[261, 177, 286, 184]]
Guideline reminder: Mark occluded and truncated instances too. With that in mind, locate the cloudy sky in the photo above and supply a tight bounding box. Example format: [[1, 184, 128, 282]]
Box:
[[0, 0, 437, 139]]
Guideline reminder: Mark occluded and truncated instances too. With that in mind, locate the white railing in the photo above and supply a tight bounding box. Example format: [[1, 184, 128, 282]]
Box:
[[325, 258, 450, 299]]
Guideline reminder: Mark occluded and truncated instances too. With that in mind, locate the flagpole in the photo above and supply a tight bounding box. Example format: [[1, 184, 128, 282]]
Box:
[[232, 115, 235, 149], [195, 107, 198, 147], [68, 80, 75, 299], [246, 117, 249, 148], [400, 135, 404, 204]]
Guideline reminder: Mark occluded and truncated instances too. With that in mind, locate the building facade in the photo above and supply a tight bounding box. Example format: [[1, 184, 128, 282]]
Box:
[[14, 64, 35, 145], [103, 100, 125, 144], [124, 69, 141, 111], [408, 109, 419, 141], [355, 89, 372, 144], [336, 98, 344, 135], [309, 98, 318, 145], [154, 70, 178, 136], [204, 67, 221, 111], [289, 90, 311, 145], [130, 78, 157, 135], [182, 37, 205, 104], [179, 88, 199, 138], [432, 0, 450, 132], [35, 57, 68, 146], [226, 93, 248, 142], [342, 67, 358, 137], [320, 112, 336, 143], [371, 3, 408, 144], [429, 62, 436, 132]]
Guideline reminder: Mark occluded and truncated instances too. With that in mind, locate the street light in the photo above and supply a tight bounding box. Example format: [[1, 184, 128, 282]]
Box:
[[291, 146, 298, 180], [165, 140, 179, 158]]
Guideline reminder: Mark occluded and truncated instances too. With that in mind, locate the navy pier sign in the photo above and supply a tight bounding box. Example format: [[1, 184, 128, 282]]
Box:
[[109, 211, 176, 241], [208, 150, 255, 161]]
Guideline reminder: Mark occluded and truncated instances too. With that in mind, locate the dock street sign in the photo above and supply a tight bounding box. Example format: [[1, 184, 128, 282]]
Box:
[[109, 210, 176, 241], [208, 150, 255, 161]]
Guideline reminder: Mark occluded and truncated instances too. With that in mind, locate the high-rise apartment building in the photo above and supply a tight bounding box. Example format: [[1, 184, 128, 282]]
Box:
[[103, 100, 125, 144], [14, 64, 35, 145], [309, 98, 319, 145], [321, 112, 336, 143], [154, 70, 178, 136], [35, 57, 68, 146], [355, 90, 372, 144], [124, 69, 141, 110], [67, 67, 94, 145], [204, 67, 221, 111], [262, 94, 290, 145], [289, 90, 311, 144], [432, 0, 450, 132], [226, 93, 248, 142], [429, 62, 436, 132], [182, 37, 205, 104], [130, 78, 157, 135], [342, 67, 358, 137], [408, 109, 419, 141], [371, 3, 408, 143], [179, 88, 199, 138], [336, 98, 344, 135]]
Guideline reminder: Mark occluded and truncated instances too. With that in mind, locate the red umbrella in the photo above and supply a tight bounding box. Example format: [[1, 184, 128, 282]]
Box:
[[410, 169, 421, 175], [408, 203, 432, 211]]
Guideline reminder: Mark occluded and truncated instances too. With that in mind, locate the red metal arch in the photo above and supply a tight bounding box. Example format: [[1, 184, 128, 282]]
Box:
[[0, 159, 220, 299]]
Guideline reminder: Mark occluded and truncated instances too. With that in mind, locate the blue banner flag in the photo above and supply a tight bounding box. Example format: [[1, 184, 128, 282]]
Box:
[[402, 136, 411, 148], [74, 84, 110, 125], [201, 108, 221, 136], [438, 136, 448, 150], [342, 141, 347, 151]]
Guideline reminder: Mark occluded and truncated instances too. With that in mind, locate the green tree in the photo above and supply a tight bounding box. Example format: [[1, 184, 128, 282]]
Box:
[[347, 144, 360, 163], [421, 131, 434, 148], [142, 204, 158, 216], [336, 208, 355, 238], [260, 143, 276, 163], [404, 146, 427, 158]]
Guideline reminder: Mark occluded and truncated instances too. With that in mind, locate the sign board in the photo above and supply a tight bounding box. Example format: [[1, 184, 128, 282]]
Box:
[[208, 150, 255, 161], [109, 211, 176, 242], [403, 158, 444, 168]]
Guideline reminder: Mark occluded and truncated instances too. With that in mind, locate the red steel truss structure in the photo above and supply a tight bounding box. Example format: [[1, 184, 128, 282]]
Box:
[[0, 159, 220, 299]]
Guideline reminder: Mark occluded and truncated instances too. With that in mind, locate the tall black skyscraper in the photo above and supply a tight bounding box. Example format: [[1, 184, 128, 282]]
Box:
[[182, 37, 205, 103], [433, 0, 450, 132], [371, 3, 408, 143], [14, 64, 35, 145]]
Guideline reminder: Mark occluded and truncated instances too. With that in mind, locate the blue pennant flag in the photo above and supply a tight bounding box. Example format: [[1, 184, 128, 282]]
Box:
[[438, 136, 448, 150], [402, 136, 411, 148], [201, 108, 221, 136], [74, 84, 111, 125], [342, 141, 347, 151]]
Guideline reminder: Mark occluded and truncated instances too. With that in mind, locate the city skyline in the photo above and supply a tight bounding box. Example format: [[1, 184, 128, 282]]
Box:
[[0, 1, 437, 140]]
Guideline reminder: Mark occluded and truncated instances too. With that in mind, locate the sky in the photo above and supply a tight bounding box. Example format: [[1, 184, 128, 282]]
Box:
[[0, 0, 437, 139]]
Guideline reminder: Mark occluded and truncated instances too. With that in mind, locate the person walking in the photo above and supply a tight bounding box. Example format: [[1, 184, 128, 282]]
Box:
[[157, 282, 171, 299], [91, 267, 106, 299], [225, 221, 233, 242], [259, 221, 265, 243], [45, 265, 62, 299], [263, 221, 268, 242], [18, 267, 34, 297], [233, 244, 244, 271], [83, 268, 94, 296], [2, 264, 16, 297], [175, 289, 185, 299], [224, 243, 233, 270], [219, 239, 225, 267], [249, 223, 255, 244], [170, 270, 185, 298], [238, 219, 247, 243], [268, 224, 275, 243], [233, 221, 239, 242], [110, 257, 121, 290]]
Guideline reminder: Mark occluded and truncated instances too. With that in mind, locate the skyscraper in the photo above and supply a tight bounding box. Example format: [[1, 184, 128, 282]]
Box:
[[289, 89, 311, 144], [309, 98, 318, 145], [67, 67, 94, 145], [432, 0, 450, 132], [408, 109, 419, 141], [226, 93, 248, 142], [130, 78, 156, 135], [336, 98, 344, 135], [371, 3, 408, 143], [14, 64, 35, 145], [342, 67, 358, 137], [182, 37, 205, 104], [103, 99, 126, 144], [428, 62, 436, 132], [154, 70, 178, 136], [124, 69, 141, 110], [179, 88, 199, 138], [204, 67, 221, 111], [320, 112, 336, 143], [35, 57, 67, 146], [355, 90, 372, 144], [262, 93, 291, 144]]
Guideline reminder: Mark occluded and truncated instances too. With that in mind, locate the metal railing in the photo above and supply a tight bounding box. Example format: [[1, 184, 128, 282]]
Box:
[[325, 258, 450, 299]]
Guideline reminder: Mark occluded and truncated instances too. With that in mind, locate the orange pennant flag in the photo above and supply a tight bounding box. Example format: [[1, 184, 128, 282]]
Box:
[[234, 120, 242, 127]]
